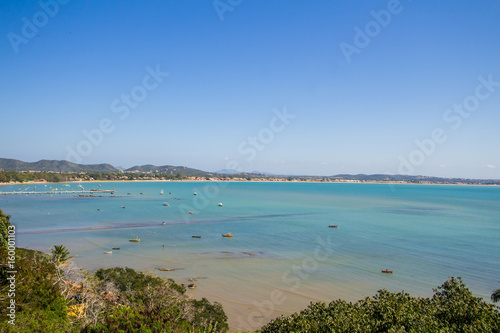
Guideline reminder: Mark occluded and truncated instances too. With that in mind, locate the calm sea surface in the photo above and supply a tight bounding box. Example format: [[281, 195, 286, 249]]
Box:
[[2, 181, 499, 331]]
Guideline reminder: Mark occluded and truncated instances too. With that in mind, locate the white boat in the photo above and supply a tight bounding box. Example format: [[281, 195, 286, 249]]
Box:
[[218, 203, 223, 207], [104, 251, 112, 254], [160, 189, 164, 195]]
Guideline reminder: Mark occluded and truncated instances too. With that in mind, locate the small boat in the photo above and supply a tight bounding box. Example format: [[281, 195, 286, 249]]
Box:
[[121, 206, 125, 208], [163, 202, 169, 206], [161, 222, 166, 225], [193, 192, 197, 195], [160, 190, 164, 195], [112, 247, 120, 250], [188, 284, 196, 289], [129, 237, 140, 242], [157, 268, 175, 271], [329, 224, 338, 228], [222, 233, 233, 237], [218, 203, 223, 207], [104, 251, 112, 254], [188, 211, 195, 214], [192, 235, 201, 238], [381, 269, 393, 274]]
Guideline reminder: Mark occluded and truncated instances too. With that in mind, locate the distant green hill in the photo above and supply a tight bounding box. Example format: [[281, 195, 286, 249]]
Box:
[[125, 164, 213, 177], [0, 158, 119, 173], [329, 173, 492, 184], [0, 158, 212, 177]]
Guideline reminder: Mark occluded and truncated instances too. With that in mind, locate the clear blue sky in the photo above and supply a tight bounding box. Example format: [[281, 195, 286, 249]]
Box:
[[1, 0, 499, 178]]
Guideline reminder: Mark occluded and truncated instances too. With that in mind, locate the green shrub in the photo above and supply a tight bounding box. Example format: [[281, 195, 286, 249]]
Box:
[[262, 277, 500, 332], [0, 209, 12, 248]]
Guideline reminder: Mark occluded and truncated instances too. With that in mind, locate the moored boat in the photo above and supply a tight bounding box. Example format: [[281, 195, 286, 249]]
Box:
[[222, 233, 233, 237], [329, 224, 338, 228], [192, 235, 201, 238], [382, 269, 393, 274], [129, 237, 140, 242]]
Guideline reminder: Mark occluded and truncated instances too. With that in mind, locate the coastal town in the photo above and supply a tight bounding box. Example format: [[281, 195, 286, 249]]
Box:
[[1, 169, 499, 186]]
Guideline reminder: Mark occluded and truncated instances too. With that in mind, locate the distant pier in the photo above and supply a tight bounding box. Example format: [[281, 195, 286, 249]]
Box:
[[0, 190, 116, 195]]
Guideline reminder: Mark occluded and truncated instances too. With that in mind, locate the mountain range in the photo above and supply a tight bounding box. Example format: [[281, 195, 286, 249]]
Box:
[[0, 158, 211, 177], [0, 158, 118, 173]]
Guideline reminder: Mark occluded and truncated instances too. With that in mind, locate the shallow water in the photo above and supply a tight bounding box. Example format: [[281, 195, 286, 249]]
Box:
[[2, 181, 499, 331]]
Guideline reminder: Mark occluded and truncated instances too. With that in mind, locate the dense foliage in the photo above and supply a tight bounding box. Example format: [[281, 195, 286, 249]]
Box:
[[0, 251, 228, 332], [262, 277, 500, 333], [0, 170, 191, 183], [0, 170, 67, 183], [492, 289, 500, 303], [0, 209, 12, 248], [86, 267, 228, 332], [0, 158, 118, 173]]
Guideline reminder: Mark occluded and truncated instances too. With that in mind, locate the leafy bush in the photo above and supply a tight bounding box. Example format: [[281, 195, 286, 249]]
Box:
[[0, 209, 12, 248], [95, 267, 165, 294], [89, 267, 228, 332], [262, 277, 500, 332]]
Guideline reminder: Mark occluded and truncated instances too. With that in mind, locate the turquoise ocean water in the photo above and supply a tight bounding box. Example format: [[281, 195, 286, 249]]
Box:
[[1, 181, 499, 330]]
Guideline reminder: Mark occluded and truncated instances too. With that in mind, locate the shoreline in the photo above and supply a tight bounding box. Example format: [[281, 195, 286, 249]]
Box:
[[1, 179, 498, 188]]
